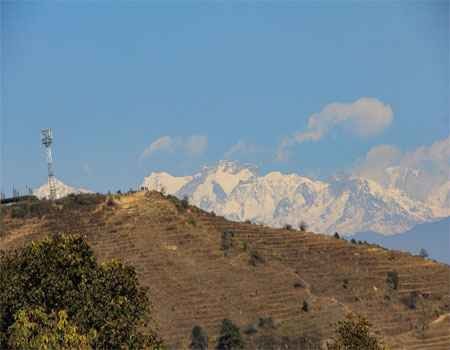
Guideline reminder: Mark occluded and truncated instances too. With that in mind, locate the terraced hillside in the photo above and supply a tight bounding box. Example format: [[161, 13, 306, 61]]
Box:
[[1, 191, 449, 349]]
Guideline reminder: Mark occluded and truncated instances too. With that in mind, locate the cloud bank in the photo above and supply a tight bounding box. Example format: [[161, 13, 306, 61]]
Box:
[[354, 135, 450, 200], [277, 97, 393, 160]]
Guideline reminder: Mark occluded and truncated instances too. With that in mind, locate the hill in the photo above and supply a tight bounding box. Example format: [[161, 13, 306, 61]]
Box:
[[351, 217, 450, 265], [1, 191, 449, 349]]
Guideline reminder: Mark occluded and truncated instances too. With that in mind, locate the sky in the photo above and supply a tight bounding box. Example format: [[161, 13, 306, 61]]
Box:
[[1, 0, 449, 195]]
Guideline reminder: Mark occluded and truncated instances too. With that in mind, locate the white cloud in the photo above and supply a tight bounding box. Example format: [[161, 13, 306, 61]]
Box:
[[224, 140, 260, 159], [141, 136, 174, 159], [140, 135, 207, 160], [277, 97, 393, 161]]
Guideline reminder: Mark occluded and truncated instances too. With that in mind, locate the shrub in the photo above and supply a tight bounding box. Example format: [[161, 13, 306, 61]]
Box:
[[327, 314, 387, 350], [221, 230, 234, 256], [190, 325, 208, 350], [350, 238, 357, 244], [386, 271, 399, 290], [419, 248, 429, 259], [249, 249, 265, 266], [302, 300, 309, 312], [403, 291, 419, 310], [299, 221, 308, 232], [216, 319, 244, 350], [284, 224, 293, 230], [181, 196, 189, 210], [258, 317, 274, 329], [187, 217, 196, 226], [243, 323, 258, 335], [0, 234, 163, 349], [334, 232, 340, 239], [342, 279, 349, 289], [10, 205, 28, 218]]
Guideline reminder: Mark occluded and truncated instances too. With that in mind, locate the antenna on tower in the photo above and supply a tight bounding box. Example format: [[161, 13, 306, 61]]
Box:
[[41, 128, 57, 200]]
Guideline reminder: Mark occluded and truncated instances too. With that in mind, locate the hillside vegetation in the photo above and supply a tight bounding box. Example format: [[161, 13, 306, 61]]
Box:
[[1, 191, 449, 349]]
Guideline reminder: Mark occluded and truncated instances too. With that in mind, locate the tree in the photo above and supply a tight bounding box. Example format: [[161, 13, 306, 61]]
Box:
[[216, 319, 244, 350], [386, 271, 399, 290], [302, 300, 309, 312], [419, 248, 429, 259], [0, 234, 163, 349], [8, 307, 93, 350], [327, 314, 388, 350], [190, 325, 208, 350], [299, 221, 308, 232], [334, 232, 340, 239]]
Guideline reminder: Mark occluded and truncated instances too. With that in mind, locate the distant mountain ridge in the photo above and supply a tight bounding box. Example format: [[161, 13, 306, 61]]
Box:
[[351, 217, 450, 264], [142, 160, 450, 235]]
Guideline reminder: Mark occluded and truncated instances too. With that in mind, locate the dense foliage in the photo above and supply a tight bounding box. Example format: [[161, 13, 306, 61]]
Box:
[[327, 314, 388, 350], [0, 234, 163, 349], [189, 325, 208, 350], [216, 319, 244, 350], [8, 307, 93, 350]]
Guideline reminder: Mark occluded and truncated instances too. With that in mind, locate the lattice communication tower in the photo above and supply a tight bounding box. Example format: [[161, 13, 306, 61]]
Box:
[[41, 128, 57, 200]]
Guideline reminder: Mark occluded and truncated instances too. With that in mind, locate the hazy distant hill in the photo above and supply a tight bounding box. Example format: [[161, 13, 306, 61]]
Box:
[[351, 217, 450, 265]]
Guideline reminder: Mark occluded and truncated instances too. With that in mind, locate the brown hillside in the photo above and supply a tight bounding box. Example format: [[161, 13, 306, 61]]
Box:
[[1, 191, 449, 349]]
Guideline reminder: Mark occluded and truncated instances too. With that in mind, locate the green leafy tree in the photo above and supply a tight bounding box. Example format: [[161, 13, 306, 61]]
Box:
[[327, 314, 388, 350], [216, 319, 244, 350], [190, 325, 208, 350], [0, 234, 163, 349], [8, 307, 93, 350]]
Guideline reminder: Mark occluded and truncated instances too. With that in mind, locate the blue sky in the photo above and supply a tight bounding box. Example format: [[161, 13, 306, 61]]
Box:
[[2, 1, 449, 194]]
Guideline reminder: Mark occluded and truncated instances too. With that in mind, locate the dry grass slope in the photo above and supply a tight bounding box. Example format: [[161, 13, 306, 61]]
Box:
[[1, 191, 449, 349]]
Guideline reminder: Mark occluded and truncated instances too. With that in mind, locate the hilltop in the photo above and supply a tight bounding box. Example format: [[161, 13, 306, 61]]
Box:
[[1, 191, 449, 349]]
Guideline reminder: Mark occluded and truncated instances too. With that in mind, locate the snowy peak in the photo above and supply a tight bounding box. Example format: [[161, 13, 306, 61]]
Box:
[[33, 179, 91, 200], [141, 160, 449, 235], [141, 172, 193, 195]]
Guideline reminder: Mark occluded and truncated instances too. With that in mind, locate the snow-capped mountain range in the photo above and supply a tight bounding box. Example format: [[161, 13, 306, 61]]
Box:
[[33, 178, 91, 200], [142, 160, 450, 235]]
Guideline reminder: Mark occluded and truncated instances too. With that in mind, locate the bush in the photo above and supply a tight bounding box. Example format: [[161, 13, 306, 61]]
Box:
[[190, 325, 208, 350], [216, 319, 244, 350], [350, 238, 357, 244], [403, 291, 419, 310], [342, 279, 349, 289], [334, 232, 340, 239], [249, 249, 265, 266], [386, 271, 399, 290], [302, 300, 309, 312], [299, 221, 308, 232], [258, 317, 274, 329], [327, 314, 387, 350], [181, 196, 189, 210], [0, 234, 163, 349], [10, 205, 28, 218], [419, 248, 429, 259], [221, 230, 234, 256], [284, 224, 293, 230]]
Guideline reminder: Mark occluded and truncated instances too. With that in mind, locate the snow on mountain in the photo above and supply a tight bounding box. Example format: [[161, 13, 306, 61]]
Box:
[[141, 172, 193, 195], [33, 178, 91, 200], [141, 160, 448, 235]]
